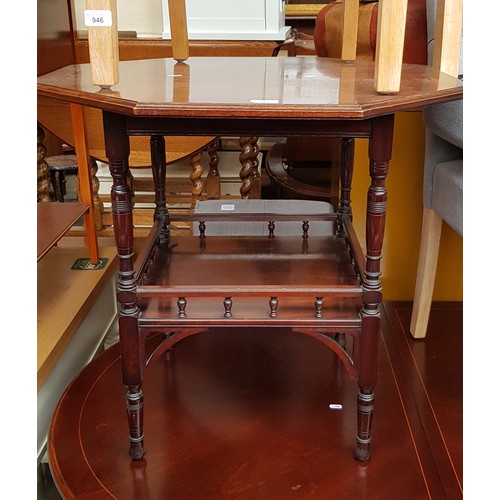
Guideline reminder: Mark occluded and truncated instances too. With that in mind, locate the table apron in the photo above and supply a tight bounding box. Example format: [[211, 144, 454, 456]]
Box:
[[124, 115, 374, 138]]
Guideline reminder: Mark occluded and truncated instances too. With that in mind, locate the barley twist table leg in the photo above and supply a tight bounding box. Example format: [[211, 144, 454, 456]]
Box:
[[206, 139, 221, 200], [37, 125, 51, 202]]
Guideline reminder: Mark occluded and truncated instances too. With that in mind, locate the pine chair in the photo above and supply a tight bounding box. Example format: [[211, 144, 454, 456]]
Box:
[[410, 0, 463, 338]]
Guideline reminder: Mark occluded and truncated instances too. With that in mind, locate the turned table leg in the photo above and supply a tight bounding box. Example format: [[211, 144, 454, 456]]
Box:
[[103, 111, 145, 460], [151, 135, 170, 240], [337, 137, 355, 234], [356, 114, 394, 461]]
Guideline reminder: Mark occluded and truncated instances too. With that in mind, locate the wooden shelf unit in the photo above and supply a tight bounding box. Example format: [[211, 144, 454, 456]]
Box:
[[37, 202, 88, 261]]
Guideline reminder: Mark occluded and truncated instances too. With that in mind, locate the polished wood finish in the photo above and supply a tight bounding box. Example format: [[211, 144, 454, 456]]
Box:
[[37, 243, 117, 389], [37, 202, 89, 261], [383, 301, 462, 497], [37, 58, 462, 119], [266, 139, 337, 202], [38, 52, 462, 464], [47, 301, 462, 498]]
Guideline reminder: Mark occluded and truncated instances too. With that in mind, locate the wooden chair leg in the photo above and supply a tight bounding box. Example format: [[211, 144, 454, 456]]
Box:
[[70, 103, 99, 264], [410, 207, 443, 339], [374, 0, 408, 93]]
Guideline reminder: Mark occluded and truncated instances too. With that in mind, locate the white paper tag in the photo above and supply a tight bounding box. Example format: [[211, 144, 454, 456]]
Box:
[[220, 204, 235, 211], [250, 99, 280, 104], [84, 10, 113, 27]]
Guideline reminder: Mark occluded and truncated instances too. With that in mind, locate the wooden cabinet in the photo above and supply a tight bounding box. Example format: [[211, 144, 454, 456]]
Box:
[[162, 0, 290, 40]]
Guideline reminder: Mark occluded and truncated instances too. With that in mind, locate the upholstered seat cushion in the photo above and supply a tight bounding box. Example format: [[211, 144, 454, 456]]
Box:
[[431, 159, 463, 236], [193, 199, 335, 236], [424, 0, 463, 149], [423, 99, 463, 149], [422, 0, 463, 233]]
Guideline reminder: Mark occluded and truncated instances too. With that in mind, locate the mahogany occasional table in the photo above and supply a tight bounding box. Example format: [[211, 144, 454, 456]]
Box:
[[38, 56, 462, 468]]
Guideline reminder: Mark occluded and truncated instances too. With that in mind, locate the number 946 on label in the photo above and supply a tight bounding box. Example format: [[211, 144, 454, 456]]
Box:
[[84, 10, 113, 27]]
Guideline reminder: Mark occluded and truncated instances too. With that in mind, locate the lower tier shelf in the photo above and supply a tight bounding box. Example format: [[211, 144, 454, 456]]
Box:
[[136, 233, 363, 329]]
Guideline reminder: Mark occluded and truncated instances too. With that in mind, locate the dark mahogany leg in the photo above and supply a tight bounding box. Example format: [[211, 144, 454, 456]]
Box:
[[356, 387, 375, 461], [356, 114, 394, 461], [126, 386, 145, 460], [150, 135, 170, 241], [103, 111, 146, 460], [337, 137, 355, 237]]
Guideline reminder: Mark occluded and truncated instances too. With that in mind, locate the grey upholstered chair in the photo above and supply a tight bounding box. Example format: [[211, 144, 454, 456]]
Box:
[[410, 0, 463, 338]]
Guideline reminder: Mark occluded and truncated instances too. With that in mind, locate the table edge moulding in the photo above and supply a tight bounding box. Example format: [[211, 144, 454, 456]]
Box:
[[38, 48, 462, 469]]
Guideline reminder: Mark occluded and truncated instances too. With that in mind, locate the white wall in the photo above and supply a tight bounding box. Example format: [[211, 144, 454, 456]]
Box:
[[73, 0, 164, 37], [73, 0, 289, 40]]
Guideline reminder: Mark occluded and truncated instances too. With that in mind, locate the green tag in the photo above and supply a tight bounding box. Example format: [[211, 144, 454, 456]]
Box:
[[71, 257, 109, 270]]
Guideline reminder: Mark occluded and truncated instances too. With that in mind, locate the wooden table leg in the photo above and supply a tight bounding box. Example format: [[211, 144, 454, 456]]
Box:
[[189, 150, 204, 207], [103, 110, 145, 460], [37, 125, 51, 203], [70, 103, 99, 264], [239, 136, 260, 199], [206, 139, 221, 200], [356, 113, 394, 461], [151, 135, 170, 240]]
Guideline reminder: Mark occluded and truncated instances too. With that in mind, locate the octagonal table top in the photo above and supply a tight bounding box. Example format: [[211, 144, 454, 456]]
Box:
[[37, 57, 462, 120]]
